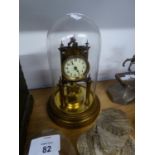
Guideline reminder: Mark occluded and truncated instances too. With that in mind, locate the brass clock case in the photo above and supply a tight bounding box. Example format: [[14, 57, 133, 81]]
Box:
[[62, 55, 90, 81], [47, 13, 101, 129]]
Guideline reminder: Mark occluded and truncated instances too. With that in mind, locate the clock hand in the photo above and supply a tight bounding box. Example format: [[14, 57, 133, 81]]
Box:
[[74, 66, 79, 73]]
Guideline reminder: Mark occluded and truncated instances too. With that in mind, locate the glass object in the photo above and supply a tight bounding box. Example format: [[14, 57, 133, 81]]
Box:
[[77, 109, 134, 155], [47, 13, 101, 128], [47, 13, 101, 88]]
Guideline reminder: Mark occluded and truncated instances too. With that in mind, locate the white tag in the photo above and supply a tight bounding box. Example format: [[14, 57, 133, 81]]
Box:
[[28, 135, 60, 155]]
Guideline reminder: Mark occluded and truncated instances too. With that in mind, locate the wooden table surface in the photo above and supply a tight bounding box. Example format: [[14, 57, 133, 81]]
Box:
[[26, 80, 135, 152]]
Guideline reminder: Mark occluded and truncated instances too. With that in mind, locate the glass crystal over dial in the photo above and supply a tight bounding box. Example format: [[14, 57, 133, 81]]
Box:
[[63, 57, 89, 81]]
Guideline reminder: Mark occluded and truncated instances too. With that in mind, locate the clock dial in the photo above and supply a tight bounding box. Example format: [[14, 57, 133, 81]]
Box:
[[63, 57, 89, 80]]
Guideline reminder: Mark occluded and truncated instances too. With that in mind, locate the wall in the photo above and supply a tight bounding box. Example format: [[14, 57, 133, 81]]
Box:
[[19, 0, 135, 89]]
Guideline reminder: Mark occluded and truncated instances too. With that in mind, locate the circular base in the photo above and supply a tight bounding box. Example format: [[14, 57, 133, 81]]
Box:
[[47, 91, 100, 128]]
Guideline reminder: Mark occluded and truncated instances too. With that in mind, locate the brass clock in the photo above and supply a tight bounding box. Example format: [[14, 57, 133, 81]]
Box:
[[47, 13, 101, 128], [47, 37, 100, 128]]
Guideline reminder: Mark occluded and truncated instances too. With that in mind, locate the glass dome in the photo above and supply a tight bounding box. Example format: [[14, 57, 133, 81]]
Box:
[[47, 13, 101, 128], [47, 13, 101, 88]]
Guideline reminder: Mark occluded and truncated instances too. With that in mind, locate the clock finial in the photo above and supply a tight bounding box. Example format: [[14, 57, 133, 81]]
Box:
[[86, 40, 89, 47], [60, 40, 64, 47]]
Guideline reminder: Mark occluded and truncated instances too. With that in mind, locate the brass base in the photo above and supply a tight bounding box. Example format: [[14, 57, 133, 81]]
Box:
[[47, 88, 100, 128]]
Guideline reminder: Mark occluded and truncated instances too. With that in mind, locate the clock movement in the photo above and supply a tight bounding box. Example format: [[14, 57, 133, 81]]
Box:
[[47, 13, 101, 128]]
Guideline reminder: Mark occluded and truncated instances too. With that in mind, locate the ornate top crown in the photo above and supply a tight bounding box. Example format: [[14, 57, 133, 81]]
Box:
[[59, 37, 90, 56]]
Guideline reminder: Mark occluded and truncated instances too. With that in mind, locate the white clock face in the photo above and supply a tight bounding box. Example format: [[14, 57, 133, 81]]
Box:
[[63, 57, 88, 80]]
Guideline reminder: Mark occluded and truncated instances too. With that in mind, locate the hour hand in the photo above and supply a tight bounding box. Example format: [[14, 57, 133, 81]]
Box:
[[74, 66, 79, 73]]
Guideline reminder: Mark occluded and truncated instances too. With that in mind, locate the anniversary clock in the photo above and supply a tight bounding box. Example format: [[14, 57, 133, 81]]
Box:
[[47, 13, 101, 128]]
